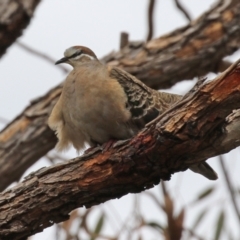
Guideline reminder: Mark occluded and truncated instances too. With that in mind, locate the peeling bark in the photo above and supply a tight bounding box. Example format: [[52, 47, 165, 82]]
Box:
[[1, 61, 240, 240]]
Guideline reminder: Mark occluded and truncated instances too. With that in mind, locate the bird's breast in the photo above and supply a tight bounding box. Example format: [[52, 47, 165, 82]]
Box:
[[61, 68, 133, 144]]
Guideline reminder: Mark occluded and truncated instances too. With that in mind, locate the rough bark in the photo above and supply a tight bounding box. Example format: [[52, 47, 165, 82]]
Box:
[[0, 86, 61, 191], [104, 0, 240, 89], [1, 61, 240, 240], [1, 0, 240, 191], [0, 0, 41, 57], [1, 0, 240, 85]]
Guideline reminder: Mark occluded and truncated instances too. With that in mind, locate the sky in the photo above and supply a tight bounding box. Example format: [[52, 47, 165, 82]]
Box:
[[1, 0, 240, 239]]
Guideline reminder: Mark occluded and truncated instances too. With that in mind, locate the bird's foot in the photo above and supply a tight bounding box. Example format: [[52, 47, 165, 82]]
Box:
[[84, 146, 97, 154], [101, 139, 117, 152]]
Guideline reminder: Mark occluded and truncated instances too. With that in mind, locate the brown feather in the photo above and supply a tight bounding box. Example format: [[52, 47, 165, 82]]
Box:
[[49, 46, 218, 180], [109, 67, 182, 128]]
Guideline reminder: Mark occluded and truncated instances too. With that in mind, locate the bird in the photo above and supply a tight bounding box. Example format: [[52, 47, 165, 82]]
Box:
[[48, 45, 218, 180]]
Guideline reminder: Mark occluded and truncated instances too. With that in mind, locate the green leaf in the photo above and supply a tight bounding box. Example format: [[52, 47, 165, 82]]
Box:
[[191, 208, 208, 230], [90, 213, 105, 240], [146, 221, 164, 231], [192, 186, 215, 204], [214, 210, 225, 240]]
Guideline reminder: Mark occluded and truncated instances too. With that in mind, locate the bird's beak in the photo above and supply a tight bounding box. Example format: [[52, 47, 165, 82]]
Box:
[[55, 57, 69, 65]]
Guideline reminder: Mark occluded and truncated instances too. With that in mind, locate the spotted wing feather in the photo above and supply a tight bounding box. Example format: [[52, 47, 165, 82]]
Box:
[[109, 67, 182, 128]]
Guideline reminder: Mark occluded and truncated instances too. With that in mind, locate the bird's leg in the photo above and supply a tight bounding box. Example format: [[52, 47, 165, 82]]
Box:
[[84, 139, 117, 154], [84, 146, 97, 154], [101, 139, 117, 152], [84, 139, 100, 154]]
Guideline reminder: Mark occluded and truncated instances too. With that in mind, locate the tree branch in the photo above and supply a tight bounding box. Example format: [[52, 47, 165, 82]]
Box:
[[0, 86, 61, 191], [174, 0, 191, 22], [103, 0, 240, 89], [1, 0, 240, 88], [16, 41, 69, 73], [119, 32, 129, 49], [1, 0, 240, 191], [0, 0, 40, 58], [146, 0, 155, 41], [1, 60, 240, 240]]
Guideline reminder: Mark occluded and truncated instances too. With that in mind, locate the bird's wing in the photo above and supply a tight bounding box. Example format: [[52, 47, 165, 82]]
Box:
[[109, 67, 218, 181], [109, 67, 181, 128]]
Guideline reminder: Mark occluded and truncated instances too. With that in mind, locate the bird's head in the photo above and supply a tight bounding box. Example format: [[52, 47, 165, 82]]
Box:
[[55, 46, 98, 67]]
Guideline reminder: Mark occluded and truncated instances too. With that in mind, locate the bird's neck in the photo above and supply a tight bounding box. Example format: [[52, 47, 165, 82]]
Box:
[[72, 59, 101, 68]]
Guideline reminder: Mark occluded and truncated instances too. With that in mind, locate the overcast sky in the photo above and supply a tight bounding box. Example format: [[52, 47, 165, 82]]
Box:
[[1, 1, 240, 239]]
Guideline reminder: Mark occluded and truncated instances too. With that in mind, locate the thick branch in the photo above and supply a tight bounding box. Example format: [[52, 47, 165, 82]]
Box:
[[1, 60, 240, 240], [2, 0, 239, 87], [103, 0, 240, 89], [0, 86, 61, 190], [0, 0, 40, 57], [1, 0, 240, 191]]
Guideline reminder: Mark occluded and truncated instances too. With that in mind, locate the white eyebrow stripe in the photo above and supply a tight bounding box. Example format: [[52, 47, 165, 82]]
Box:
[[74, 53, 95, 60]]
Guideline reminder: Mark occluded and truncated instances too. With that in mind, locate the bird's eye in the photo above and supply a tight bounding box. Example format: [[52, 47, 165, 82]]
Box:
[[71, 50, 82, 58]]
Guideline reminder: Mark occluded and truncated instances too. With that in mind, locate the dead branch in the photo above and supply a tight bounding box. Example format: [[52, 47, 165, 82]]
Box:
[[0, 85, 61, 191], [120, 32, 129, 49], [1, 60, 240, 240], [1, 0, 240, 190], [0, 0, 40, 57], [2, 0, 240, 89], [103, 0, 240, 89], [174, 0, 191, 22], [17, 41, 69, 73], [146, 0, 155, 41]]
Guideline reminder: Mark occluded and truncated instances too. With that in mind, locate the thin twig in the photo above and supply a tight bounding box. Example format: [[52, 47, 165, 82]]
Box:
[[219, 155, 240, 226], [146, 0, 155, 41], [120, 32, 129, 49], [16, 41, 69, 74], [174, 0, 191, 22]]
